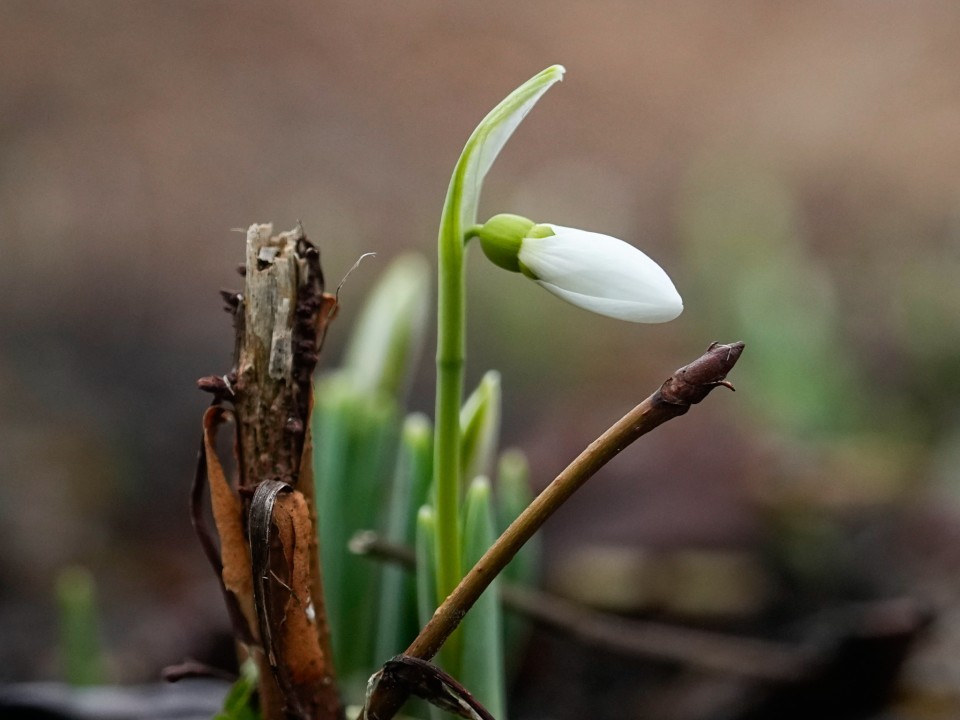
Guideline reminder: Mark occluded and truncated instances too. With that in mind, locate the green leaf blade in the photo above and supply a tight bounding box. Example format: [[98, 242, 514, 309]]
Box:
[[460, 370, 502, 486], [343, 253, 431, 400], [459, 477, 506, 720], [376, 413, 434, 664]]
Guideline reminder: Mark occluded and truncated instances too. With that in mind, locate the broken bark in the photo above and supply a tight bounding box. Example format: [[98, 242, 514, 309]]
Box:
[[194, 224, 341, 720]]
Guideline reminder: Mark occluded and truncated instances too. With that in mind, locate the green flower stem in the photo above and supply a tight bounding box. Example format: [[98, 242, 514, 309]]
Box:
[[433, 219, 466, 607], [432, 65, 565, 611]]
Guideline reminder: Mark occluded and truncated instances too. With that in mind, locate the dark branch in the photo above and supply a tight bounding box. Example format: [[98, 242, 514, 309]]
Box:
[[361, 341, 745, 720]]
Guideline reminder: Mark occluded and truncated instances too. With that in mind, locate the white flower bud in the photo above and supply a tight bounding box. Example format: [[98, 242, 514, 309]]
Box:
[[518, 224, 682, 323]]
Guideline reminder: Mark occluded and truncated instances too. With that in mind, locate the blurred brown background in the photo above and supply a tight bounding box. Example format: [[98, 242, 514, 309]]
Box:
[[2, 2, 960, 717]]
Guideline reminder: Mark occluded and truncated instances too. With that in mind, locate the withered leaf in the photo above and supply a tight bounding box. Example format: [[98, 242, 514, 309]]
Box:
[[202, 406, 257, 638], [274, 490, 328, 686], [367, 655, 496, 720]]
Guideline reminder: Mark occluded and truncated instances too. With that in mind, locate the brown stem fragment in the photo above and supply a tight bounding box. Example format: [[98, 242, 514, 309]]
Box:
[[195, 224, 341, 720], [361, 341, 745, 720]]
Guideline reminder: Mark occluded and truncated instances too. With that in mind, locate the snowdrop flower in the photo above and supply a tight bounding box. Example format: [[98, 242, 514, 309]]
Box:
[[473, 214, 683, 323]]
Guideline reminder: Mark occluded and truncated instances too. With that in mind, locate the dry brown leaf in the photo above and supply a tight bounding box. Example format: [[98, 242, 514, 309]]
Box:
[[202, 405, 257, 637], [274, 490, 327, 686]]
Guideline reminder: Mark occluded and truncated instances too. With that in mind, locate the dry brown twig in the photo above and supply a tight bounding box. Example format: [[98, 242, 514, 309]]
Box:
[[361, 341, 745, 720], [351, 532, 807, 685], [191, 224, 341, 720]]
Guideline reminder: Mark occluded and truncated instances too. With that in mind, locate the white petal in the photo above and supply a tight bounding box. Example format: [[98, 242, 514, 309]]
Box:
[[518, 225, 683, 323]]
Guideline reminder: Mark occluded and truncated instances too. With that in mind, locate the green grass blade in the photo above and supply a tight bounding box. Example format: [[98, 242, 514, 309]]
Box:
[[415, 504, 447, 720], [460, 477, 506, 720], [495, 449, 538, 677], [496, 449, 538, 585], [377, 413, 433, 663], [415, 505, 439, 640], [343, 253, 431, 400], [314, 373, 399, 698], [460, 371, 501, 487]]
